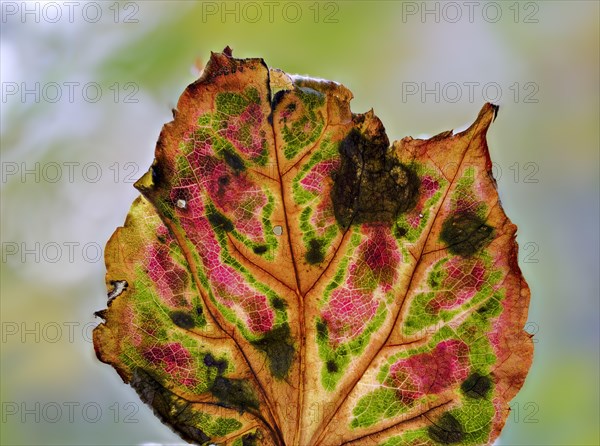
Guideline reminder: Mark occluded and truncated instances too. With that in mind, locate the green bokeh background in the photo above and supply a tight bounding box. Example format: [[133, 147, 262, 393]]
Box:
[[1, 1, 598, 445]]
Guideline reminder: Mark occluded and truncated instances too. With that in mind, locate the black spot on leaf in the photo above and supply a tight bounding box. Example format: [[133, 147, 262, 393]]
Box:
[[223, 148, 245, 172], [326, 360, 338, 373], [169, 311, 195, 329], [242, 432, 259, 446], [316, 320, 328, 340], [427, 412, 465, 444], [305, 238, 325, 265], [272, 297, 286, 310], [207, 210, 234, 232], [253, 245, 268, 255], [440, 212, 494, 257], [269, 90, 288, 125], [251, 324, 295, 380], [209, 376, 259, 413], [203, 353, 228, 376], [461, 372, 492, 399], [393, 225, 408, 238], [151, 164, 162, 186]]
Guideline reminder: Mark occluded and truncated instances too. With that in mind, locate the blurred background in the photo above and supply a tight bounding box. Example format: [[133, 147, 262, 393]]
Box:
[[1, 1, 598, 445]]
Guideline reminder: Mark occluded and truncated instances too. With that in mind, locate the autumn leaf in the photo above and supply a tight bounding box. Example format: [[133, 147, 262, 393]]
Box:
[[93, 49, 533, 446]]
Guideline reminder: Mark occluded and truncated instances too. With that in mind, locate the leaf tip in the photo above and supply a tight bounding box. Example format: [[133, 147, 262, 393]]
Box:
[[489, 102, 500, 121], [134, 165, 157, 192]]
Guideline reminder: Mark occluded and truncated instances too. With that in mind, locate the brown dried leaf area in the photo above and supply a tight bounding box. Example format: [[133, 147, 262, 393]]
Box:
[[93, 49, 532, 446]]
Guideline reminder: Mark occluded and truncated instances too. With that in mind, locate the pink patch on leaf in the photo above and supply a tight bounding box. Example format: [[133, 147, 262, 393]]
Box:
[[428, 258, 487, 313], [124, 305, 142, 347], [421, 175, 440, 199], [356, 225, 400, 292], [146, 243, 188, 307], [171, 182, 274, 334], [407, 213, 422, 228], [454, 197, 479, 214], [184, 129, 214, 160], [310, 200, 336, 237], [303, 160, 339, 236], [322, 288, 380, 346], [221, 103, 265, 160], [156, 224, 170, 240], [322, 225, 400, 345], [389, 339, 469, 404], [182, 141, 268, 242], [404, 175, 441, 229], [144, 342, 197, 388], [300, 159, 339, 194]]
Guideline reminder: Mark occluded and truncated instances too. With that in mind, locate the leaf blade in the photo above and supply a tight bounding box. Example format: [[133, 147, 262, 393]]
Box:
[[94, 51, 532, 446]]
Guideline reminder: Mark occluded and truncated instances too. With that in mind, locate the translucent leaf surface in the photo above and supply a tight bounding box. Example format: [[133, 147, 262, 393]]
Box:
[[94, 49, 532, 446]]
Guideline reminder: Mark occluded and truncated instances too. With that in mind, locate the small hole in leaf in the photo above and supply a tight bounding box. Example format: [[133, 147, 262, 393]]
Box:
[[273, 225, 283, 236]]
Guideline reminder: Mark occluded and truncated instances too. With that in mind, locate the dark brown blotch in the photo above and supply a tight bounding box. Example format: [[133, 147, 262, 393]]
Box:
[[461, 372, 492, 399], [169, 311, 195, 329], [427, 412, 465, 444], [250, 324, 295, 380], [440, 212, 494, 257], [331, 126, 419, 228], [305, 238, 325, 265]]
